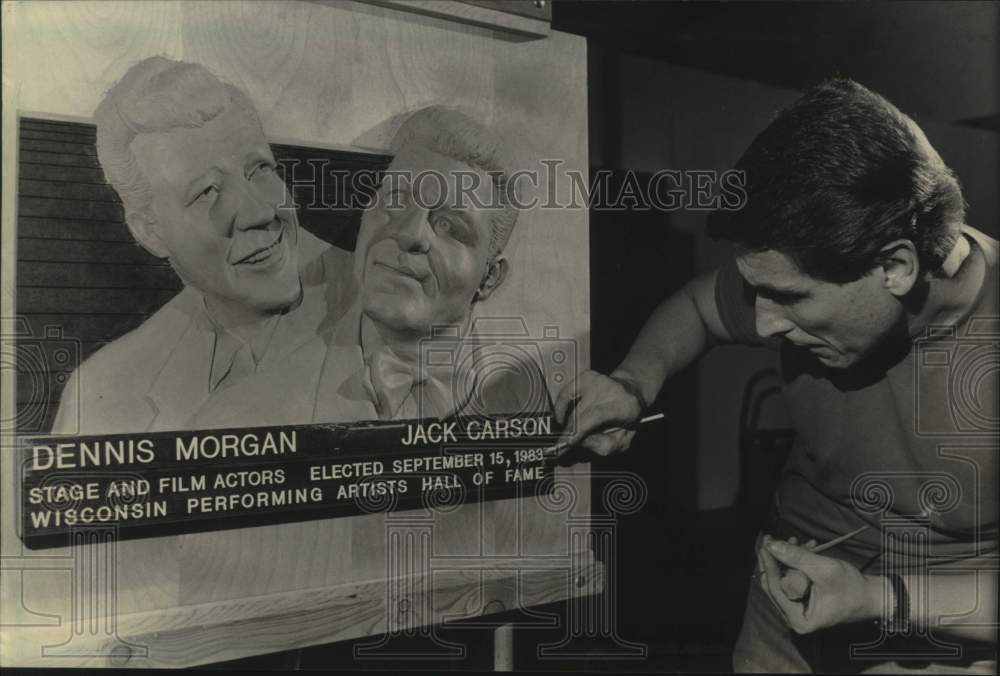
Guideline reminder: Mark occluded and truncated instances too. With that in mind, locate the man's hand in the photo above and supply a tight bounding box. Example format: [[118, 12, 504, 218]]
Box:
[[553, 370, 644, 456], [757, 536, 816, 602], [756, 535, 883, 634]]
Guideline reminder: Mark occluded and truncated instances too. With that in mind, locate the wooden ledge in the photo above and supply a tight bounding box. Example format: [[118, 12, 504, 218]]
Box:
[[2, 557, 603, 668], [332, 0, 551, 41]]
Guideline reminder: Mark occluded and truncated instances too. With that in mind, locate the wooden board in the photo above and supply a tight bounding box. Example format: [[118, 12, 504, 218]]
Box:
[[2, 560, 604, 668], [350, 0, 552, 40], [1, 0, 590, 666]]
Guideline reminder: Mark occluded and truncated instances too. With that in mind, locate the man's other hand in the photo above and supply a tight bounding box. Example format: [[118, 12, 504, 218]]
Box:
[[757, 536, 882, 634], [554, 370, 644, 457]]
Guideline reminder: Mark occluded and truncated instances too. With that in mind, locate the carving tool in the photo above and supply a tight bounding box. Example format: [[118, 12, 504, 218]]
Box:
[[752, 524, 870, 584], [543, 412, 665, 456]]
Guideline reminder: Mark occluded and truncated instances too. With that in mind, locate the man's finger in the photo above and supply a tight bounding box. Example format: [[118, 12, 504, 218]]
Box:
[[755, 550, 772, 596], [553, 377, 582, 425], [761, 545, 805, 626], [766, 540, 827, 574], [582, 427, 636, 456], [581, 432, 617, 456], [757, 549, 790, 618], [780, 569, 811, 601], [562, 402, 604, 446], [618, 429, 636, 450], [555, 395, 598, 450]]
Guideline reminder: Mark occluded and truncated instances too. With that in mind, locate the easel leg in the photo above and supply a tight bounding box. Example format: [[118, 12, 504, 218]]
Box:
[[283, 648, 302, 669], [494, 623, 513, 671]]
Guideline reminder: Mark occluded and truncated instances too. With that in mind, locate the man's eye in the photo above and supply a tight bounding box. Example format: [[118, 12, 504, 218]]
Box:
[[195, 185, 220, 203], [431, 212, 461, 236], [431, 212, 474, 244], [431, 213, 452, 231], [765, 290, 803, 305], [250, 162, 275, 180]]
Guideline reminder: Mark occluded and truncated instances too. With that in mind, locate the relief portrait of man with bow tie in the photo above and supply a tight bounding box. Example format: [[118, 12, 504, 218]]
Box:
[[300, 106, 557, 573], [311, 106, 552, 424]]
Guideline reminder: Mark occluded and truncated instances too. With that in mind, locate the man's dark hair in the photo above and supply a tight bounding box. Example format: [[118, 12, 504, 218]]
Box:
[[707, 78, 965, 283]]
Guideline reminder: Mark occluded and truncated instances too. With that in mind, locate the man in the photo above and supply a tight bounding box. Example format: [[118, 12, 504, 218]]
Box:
[[314, 105, 548, 422], [557, 80, 997, 672], [52, 56, 349, 434]]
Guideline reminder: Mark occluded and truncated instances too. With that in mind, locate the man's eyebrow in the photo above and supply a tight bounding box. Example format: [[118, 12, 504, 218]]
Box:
[[753, 282, 809, 297], [243, 147, 272, 164], [438, 206, 475, 229], [734, 265, 808, 296]]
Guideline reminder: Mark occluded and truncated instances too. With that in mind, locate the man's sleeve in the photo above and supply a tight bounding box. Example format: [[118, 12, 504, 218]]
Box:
[[714, 255, 767, 347]]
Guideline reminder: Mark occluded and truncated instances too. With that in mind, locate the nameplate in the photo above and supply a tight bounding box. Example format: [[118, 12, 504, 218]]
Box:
[[18, 414, 558, 549]]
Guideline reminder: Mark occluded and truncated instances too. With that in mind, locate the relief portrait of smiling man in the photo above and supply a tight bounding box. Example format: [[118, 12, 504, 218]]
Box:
[[52, 56, 354, 435]]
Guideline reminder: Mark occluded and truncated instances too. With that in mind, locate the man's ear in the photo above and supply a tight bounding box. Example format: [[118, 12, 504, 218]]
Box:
[[126, 209, 169, 259], [878, 239, 919, 298], [474, 256, 509, 303]]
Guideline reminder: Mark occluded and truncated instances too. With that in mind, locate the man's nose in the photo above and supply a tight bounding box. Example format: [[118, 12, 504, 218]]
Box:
[[232, 179, 277, 232], [390, 206, 432, 254], [755, 296, 795, 339]]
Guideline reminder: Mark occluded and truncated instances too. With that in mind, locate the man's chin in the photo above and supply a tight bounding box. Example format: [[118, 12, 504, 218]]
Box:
[[245, 279, 302, 313], [362, 297, 431, 335], [813, 350, 855, 369], [366, 311, 427, 335]]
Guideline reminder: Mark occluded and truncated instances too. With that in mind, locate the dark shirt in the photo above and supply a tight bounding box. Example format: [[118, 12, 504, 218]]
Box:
[[714, 226, 998, 569]]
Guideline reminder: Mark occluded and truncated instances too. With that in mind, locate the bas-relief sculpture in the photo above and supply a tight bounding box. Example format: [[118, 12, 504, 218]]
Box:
[[1, 10, 592, 663], [53, 56, 550, 435]]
